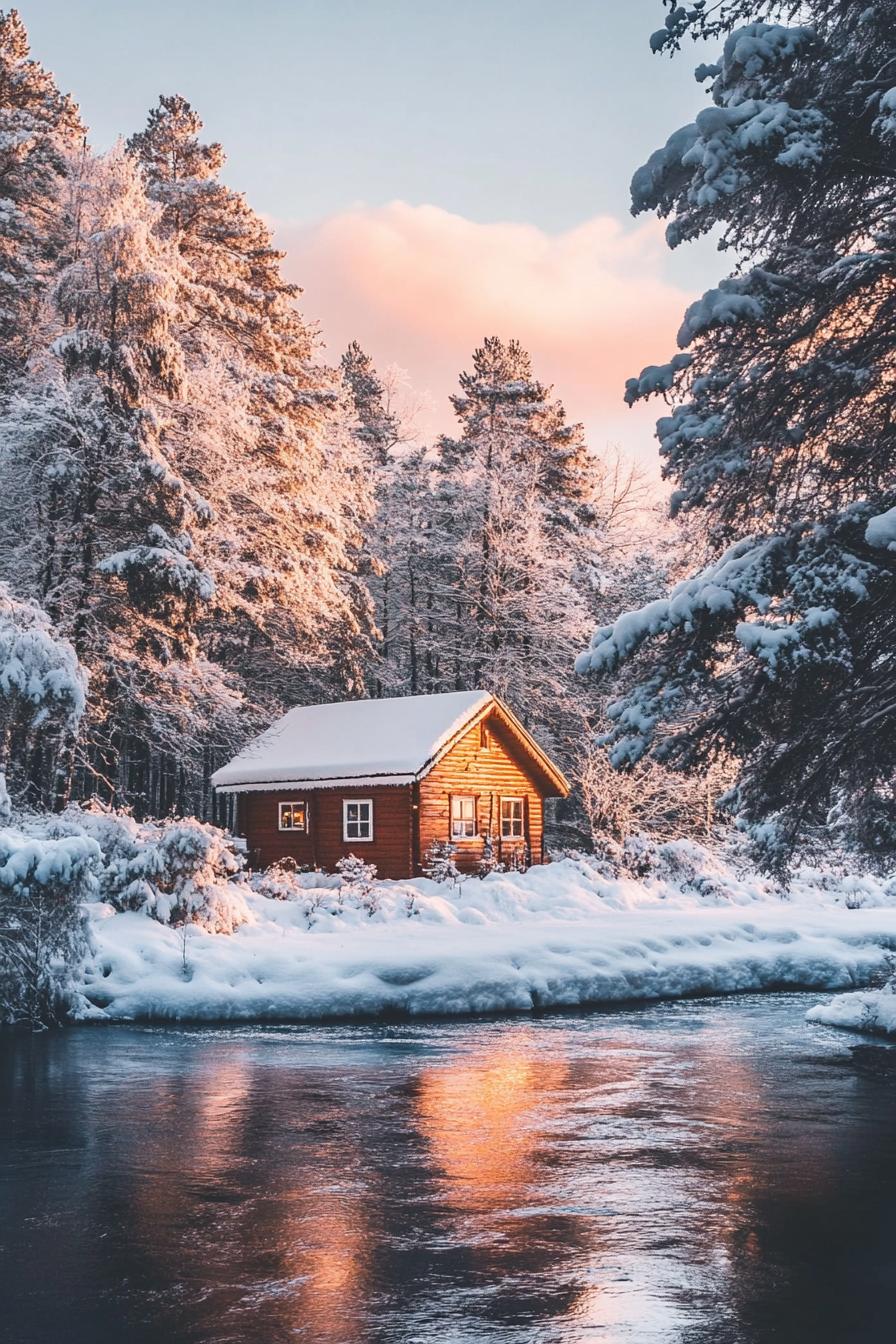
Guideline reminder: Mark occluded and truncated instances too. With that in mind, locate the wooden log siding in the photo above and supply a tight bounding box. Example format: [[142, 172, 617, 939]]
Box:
[[241, 784, 414, 879], [418, 712, 545, 873]]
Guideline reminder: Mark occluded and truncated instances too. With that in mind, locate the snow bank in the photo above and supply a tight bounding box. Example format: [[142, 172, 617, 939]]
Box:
[[807, 989, 896, 1038], [74, 847, 896, 1023]]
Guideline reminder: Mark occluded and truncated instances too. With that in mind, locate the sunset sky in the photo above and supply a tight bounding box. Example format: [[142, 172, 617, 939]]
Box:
[[26, 0, 720, 467]]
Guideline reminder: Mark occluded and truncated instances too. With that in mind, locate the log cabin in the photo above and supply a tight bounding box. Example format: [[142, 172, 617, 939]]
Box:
[[211, 690, 570, 878]]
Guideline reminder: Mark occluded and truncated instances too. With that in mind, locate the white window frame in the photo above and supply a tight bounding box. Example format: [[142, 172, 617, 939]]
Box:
[[450, 794, 477, 841], [343, 798, 374, 843], [500, 797, 525, 840], [278, 800, 308, 832]]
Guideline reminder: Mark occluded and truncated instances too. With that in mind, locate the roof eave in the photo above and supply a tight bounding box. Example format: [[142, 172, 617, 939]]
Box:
[[213, 772, 417, 794]]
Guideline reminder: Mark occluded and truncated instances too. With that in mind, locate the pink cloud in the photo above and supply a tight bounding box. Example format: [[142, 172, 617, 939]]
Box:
[[275, 202, 694, 471]]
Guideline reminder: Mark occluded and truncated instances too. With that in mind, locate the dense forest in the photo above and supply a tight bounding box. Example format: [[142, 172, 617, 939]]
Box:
[[0, 9, 670, 851], [1, 0, 894, 878]]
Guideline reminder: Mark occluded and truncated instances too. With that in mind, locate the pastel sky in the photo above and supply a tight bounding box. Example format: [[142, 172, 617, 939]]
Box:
[[24, 0, 721, 466]]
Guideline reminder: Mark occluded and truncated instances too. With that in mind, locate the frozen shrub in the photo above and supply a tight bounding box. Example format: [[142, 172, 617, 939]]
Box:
[[843, 883, 866, 911], [250, 857, 303, 902], [336, 854, 379, 915], [250, 860, 335, 928], [422, 839, 461, 887], [0, 586, 87, 809], [43, 804, 250, 932], [476, 833, 505, 878], [0, 827, 98, 1027]]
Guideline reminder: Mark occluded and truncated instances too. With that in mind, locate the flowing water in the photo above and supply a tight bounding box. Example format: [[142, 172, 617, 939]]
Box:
[[2, 994, 895, 1344]]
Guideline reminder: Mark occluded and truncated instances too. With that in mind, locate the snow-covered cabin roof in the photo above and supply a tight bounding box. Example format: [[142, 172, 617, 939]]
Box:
[[211, 690, 569, 794]]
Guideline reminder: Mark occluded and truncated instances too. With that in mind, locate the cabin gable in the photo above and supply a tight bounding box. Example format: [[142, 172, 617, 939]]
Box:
[[417, 710, 548, 872]]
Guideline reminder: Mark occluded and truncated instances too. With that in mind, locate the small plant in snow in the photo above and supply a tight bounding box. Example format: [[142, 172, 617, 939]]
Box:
[[422, 839, 461, 887], [505, 845, 529, 874], [843, 883, 866, 911], [251, 857, 303, 902], [476, 833, 504, 878], [335, 854, 379, 916], [177, 921, 192, 979]]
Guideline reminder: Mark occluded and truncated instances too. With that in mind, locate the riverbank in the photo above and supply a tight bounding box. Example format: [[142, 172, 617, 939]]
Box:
[[74, 848, 896, 1023]]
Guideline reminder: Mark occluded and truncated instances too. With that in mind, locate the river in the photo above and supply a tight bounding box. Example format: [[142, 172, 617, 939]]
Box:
[[2, 993, 895, 1343]]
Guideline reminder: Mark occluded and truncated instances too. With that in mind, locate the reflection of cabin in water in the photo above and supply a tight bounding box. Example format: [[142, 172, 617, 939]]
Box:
[[212, 690, 570, 879]]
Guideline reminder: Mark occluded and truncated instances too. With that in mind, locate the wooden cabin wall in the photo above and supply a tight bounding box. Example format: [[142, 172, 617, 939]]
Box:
[[240, 784, 413, 879], [417, 714, 546, 873]]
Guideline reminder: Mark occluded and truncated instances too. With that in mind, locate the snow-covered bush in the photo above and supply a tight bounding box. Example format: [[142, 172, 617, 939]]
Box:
[[249, 860, 337, 928], [476, 833, 504, 878], [43, 805, 250, 932], [336, 854, 379, 916], [422, 839, 462, 886], [620, 834, 778, 904], [0, 585, 87, 806], [250, 857, 302, 901], [0, 826, 98, 1027]]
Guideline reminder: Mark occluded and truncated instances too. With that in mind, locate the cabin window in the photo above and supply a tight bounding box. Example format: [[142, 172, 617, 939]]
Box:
[[500, 797, 524, 839], [278, 801, 308, 832], [451, 795, 477, 840], [343, 798, 373, 842]]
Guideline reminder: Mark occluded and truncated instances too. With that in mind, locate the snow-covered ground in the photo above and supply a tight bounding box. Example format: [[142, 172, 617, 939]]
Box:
[[74, 845, 896, 1024]]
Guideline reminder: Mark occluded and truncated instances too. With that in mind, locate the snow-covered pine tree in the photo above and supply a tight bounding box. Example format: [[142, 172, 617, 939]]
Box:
[[0, 146, 226, 810], [127, 97, 375, 719], [0, 9, 83, 390], [0, 584, 86, 804], [431, 338, 612, 740], [578, 2, 896, 870], [340, 342, 437, 695], [341, 341, 401, 467], [0, 824, 96, 1028]]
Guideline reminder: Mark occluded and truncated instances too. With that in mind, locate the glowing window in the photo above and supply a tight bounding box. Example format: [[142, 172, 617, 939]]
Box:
[[278, 801, 308, 832], [451, 795, 477, 840], [500, 797, 524, 839]]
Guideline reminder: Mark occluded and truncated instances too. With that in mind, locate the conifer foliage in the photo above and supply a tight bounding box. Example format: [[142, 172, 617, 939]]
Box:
[[579, 1, 896, 869], [0, 20, 373, 816], [0, 9, 83, 385]]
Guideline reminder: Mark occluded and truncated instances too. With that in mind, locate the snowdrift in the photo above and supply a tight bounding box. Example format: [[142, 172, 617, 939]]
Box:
[[73, 846, 896, 1024], [806, 989, 896, 1038]]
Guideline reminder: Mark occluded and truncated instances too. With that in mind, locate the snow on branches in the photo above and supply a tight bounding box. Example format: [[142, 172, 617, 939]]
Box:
[[580, 2, 896, 870]]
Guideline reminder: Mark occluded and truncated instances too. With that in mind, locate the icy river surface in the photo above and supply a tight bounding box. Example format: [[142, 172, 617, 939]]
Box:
[[2, 993, 895, 1344]]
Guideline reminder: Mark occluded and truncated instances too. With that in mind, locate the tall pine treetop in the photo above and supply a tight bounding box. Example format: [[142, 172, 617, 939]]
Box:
[[0, 8, 83, 380], [127, 94, 224, 185]]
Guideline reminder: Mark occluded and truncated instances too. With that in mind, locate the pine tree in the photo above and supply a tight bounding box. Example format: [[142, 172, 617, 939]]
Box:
[[341, 340, 401, 467], [579, 2, 896, 870], [431, 337, 610, 737], [0, 583, 86, 803], [340, 343, 430, 695], [0, 9, 83, 387], [0, 146, 227, 809], [128, 96, 375, 718]]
